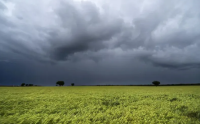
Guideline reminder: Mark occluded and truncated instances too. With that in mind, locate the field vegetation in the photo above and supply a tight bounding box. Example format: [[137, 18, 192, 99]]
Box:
[[0, 86, 200, 124]]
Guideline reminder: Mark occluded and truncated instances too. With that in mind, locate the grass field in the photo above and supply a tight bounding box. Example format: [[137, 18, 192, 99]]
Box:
[[0, 86, 200, 124]]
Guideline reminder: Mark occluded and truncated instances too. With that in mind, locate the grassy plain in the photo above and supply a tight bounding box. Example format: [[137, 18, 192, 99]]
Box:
[[0, 86, 200, 124]]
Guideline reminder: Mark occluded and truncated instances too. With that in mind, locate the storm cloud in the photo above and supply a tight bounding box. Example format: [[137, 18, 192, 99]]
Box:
[[0, 0, 200, 85]]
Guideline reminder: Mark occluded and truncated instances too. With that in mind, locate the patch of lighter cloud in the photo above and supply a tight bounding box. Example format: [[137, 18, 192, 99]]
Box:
[[151, 15, 183, 43], [183, 17, 200, 36], [2, 1, 15, 17], [74, 0, 90, 2], [152, 44, 200, 64], [140, 0, 147, 14]]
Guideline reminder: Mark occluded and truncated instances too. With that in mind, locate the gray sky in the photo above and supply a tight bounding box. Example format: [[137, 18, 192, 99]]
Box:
[[0, 0, 200, 86]]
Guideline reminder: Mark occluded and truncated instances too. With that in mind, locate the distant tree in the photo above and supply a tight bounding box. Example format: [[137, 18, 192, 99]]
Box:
[[71, 83, 74, 86], [56, 82, 59, 86], [56, 81, 65, 86], [21, 83, 25, 86], [152, 81, 160, 86], [60, 81, 64, 86], [25, 84, 29, 86]]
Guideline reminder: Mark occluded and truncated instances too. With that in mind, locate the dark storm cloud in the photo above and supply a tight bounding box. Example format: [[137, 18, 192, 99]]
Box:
[[1, 0, 200, 68], [47, 1, 124, 60], [0, 0, 200, 85], [43, 0, 200, 69]]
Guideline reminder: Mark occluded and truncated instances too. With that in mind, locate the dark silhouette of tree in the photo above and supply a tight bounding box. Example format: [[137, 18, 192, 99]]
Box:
[[21, 83, 25, 86], [152, 81, 160, 86], [28, 84, 33, 86], [56, 81, 65, 86], [25, 84, 29, 86], [71, 83, 74, 86]]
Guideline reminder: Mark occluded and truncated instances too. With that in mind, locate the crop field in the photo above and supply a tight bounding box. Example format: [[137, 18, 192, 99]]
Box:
[[0, 86, 200, 124]]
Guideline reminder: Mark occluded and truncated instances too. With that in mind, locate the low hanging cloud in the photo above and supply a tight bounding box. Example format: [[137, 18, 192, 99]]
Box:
[[0, 0, 200, 85]]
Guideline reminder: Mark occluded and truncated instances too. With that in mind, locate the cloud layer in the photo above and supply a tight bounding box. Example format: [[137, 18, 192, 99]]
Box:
[[0, 0, 200, 85]]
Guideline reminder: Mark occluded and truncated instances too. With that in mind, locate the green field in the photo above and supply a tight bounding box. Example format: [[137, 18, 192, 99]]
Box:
[[0, 86, 200, 124]]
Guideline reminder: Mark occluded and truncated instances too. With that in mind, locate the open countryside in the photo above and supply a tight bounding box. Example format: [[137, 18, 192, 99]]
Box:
[[0, 86, 200, 124]]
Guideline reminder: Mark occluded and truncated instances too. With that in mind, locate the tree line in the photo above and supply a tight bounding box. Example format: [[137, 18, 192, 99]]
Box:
[[55, 81, 160, 86], [20, 81, 160, 87], [56, 81, 74, 86], [21, 83, 39, 86]]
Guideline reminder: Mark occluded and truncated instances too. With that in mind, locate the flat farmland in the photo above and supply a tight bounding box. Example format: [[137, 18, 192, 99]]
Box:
[[0, 86, 200, 124]]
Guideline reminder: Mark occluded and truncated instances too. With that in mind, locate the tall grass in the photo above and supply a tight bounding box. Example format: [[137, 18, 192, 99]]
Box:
[[0, 86, 200, 124]]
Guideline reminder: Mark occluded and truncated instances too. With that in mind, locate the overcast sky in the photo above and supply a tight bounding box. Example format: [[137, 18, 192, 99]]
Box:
[[0, 0, 200, 86]]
